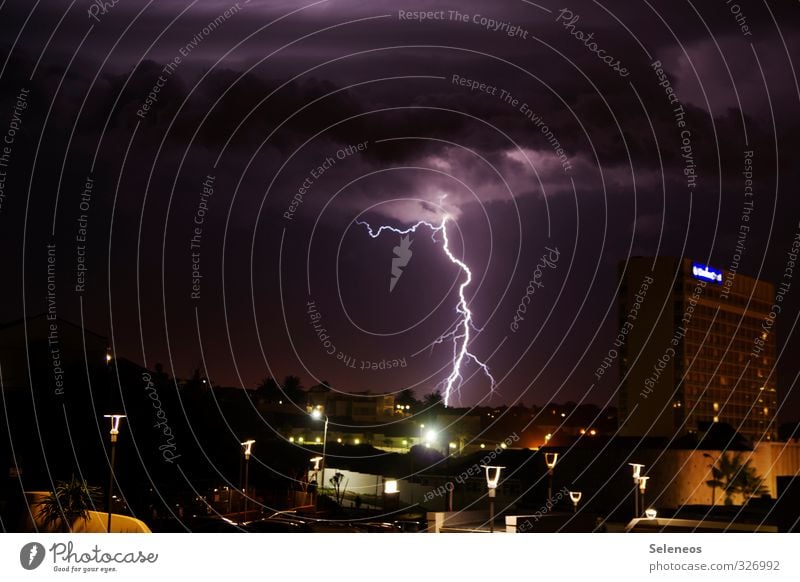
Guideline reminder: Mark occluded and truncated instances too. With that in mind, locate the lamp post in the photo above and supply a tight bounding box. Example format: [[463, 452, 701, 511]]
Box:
[[703, 453, 719, 507], [241, 439, 255, 519], [482, 465, 504, 533], [638, 475, 649, 517], [311, 409, 328, 510], [384, 479, 399, 512], [629, 463, 644, 517], [569, 490, 582, 513], [103, 414, 126, 533], [544, 452, 558, 500]]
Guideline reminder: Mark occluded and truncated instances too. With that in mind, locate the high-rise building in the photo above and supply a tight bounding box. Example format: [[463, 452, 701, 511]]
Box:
[[617, 257, 777, 441]]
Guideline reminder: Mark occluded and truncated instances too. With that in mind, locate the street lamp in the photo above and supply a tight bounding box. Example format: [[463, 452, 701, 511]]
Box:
[[384, 479, 399, 512], [103, 414, 126, 533], [569, 490, 582, 513], [544, 452, 558, 500], [703, 453, 720, 507], [638, 475, 649, 516], [482, 465, 505, 533], [311, 409, 328, 511], [241, 439, 255, 519], [629, 463, 645, 517]]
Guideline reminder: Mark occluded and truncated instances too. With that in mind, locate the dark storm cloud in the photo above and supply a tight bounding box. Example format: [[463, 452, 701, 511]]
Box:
[[1, 0, 799, 412]]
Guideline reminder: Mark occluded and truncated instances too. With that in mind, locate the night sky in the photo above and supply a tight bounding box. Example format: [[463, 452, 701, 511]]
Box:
[[1, 0, 799, 419]]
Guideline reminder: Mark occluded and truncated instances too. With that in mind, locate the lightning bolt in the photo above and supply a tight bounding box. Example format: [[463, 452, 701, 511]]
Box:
[[28, 545, 38, 566], [357, 215, 495, 406]]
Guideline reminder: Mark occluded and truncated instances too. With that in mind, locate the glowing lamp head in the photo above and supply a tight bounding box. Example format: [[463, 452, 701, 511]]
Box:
[[103, 414, 126, 442], [311, 409, 322, 421], [310, 456, 322, 470], [645, 508, 657, 519], [106, 353, 112, 363], [425, 430, 437, 443], [638, 475, 649, 493], [241, 439, 256, 460], [629, 463, 645, 480], [482, 465, 505, 490], [545, 452, 558, 470], [569, 491, 582, 504], [384, 480, 398, 494]]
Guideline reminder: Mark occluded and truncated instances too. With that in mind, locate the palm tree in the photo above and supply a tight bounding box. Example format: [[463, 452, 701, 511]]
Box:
[[706, 452, 767, 505], [396, 388, 418, 409], [282, 375, 305, 405], [256, 377, 280, 402], [37, 475, 102, 532], [423, 390, 443, 407]]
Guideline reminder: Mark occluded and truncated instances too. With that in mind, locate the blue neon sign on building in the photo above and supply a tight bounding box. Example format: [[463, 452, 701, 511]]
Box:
[[691, 263, 723, 284]]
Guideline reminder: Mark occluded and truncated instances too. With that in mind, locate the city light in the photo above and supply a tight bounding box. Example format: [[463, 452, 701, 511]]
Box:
[[482, 465, 505, 533], [569, 490, 582, 513]]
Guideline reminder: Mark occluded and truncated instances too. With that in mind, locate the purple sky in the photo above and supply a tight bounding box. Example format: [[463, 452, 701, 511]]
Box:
[[1, 0, 799, 420]]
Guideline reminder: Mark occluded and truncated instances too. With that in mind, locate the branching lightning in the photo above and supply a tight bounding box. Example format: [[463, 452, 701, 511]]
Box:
[[357, 215, 495, 406]]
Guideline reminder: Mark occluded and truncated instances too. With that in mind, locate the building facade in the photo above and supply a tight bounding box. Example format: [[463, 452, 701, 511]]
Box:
[[618, 257, 777, 441]]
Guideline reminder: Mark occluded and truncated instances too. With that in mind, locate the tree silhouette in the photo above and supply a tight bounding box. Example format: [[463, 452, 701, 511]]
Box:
[[706, 452, 768, 505], [423, 390, 443, 407], [396, 388, 419, 410], [329, 472, 349, 506], [37, 475, 102, 532], [282, 375, 305, 405], [256, 377, 281, 402]]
